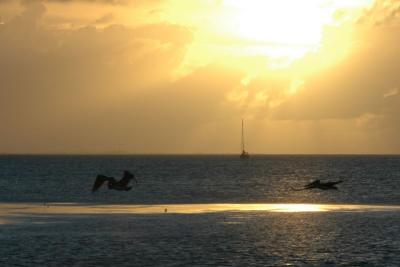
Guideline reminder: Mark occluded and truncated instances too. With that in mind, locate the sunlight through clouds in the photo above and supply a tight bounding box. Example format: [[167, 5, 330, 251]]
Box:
[[1, 0, 399, 154], [198, 0, 372, 63]]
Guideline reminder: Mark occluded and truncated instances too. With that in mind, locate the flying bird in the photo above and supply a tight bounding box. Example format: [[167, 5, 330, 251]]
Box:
[[92, 170, 137, 193], [291, 179, 343, 191]]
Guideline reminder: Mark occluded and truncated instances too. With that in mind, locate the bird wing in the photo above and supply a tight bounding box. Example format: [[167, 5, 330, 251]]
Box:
[[324, 180, 343, 186], [304, 179, 320, 188], [92, 175, 115, 192], [118, 171, 137, 186]]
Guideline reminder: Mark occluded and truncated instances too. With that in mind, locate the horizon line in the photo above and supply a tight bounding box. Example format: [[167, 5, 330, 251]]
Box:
[[1, 153, 400, 156]]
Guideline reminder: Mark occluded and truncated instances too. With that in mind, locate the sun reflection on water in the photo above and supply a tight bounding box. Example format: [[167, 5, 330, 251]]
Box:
[[1, 203, 400, 220], [270, 204, 326, 212]]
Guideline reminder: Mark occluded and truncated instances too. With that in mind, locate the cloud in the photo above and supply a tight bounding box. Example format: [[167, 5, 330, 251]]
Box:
[[0, 0, 162, 7], [94, 12, 114, 24], [1, 0, 129, 5], [383, 88, 399, 98], [358, 0, 400, 26], [48, 0, 125, 2], [270, 10, 400, 121], [0, 1, 196, 153], [30, 0, 161, 5], [239, 1, 400, 153], [1, 0, 400, 153], [0, 1, 250, 154]]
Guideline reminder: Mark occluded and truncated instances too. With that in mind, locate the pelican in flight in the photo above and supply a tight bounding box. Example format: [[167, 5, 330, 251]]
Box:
[[92, 170, 137, 192], [291, 179, 343, 191]]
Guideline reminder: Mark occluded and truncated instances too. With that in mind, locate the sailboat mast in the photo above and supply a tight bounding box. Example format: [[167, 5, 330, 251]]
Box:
[[240, 119, 249, 158], [241, 119, 245, 152]]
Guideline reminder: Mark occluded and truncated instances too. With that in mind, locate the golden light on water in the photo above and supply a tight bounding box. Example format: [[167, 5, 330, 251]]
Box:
[[1, 203, 400, 223], [271, 204, 326, 212]]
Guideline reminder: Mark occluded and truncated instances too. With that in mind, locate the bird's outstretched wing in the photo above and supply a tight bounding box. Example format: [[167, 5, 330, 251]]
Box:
[[324, 180, 343, 186], [291, 179, 321, 191], [92, 175, 115, 192], [305, 179, 320, 188], [118, 170, 137, 186]]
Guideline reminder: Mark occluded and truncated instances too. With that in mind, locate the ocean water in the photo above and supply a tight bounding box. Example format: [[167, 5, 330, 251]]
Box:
[[1, 155, 400, 266], [1, 155, 399, 204]]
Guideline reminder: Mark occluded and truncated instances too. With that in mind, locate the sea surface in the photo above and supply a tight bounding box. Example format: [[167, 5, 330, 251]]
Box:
[[1, 155, 400, 266]]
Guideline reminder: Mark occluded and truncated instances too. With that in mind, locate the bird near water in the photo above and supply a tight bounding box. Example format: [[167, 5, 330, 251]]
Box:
[[291, 179, 343, 191], [92, 170, 137, 192]]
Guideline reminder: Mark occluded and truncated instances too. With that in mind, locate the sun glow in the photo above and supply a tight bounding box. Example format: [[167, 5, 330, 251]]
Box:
[[213, 0, 374, 63], [271, 204, 326, 212], [167, 0, 374, 77], [226, 0, 330, 45]]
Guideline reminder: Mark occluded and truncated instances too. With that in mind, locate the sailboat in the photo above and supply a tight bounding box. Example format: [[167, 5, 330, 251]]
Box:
[[240, 119, 250, 159]]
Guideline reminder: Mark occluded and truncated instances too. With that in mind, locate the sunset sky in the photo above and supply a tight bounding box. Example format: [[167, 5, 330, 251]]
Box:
[[1, 0, 399, 154]]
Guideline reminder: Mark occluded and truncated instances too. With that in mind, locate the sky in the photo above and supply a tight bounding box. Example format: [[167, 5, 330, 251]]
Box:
[[1, 0, 399, 154]]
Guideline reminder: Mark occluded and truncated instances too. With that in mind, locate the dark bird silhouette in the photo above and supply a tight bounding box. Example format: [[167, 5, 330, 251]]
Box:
[[92, 170, 137, 193], [291, 179, 343, 191]]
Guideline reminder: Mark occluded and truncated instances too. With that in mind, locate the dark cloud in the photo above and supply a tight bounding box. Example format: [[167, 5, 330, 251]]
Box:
[[43, 0, 134, 5], [0, 0, 161, 5]]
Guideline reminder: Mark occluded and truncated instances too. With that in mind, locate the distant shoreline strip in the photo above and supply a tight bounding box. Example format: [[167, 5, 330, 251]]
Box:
[[1, 203, 400, 218]]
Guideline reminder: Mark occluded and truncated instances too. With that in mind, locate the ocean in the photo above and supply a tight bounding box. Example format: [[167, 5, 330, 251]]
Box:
[[1, 155, 400, 266]]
